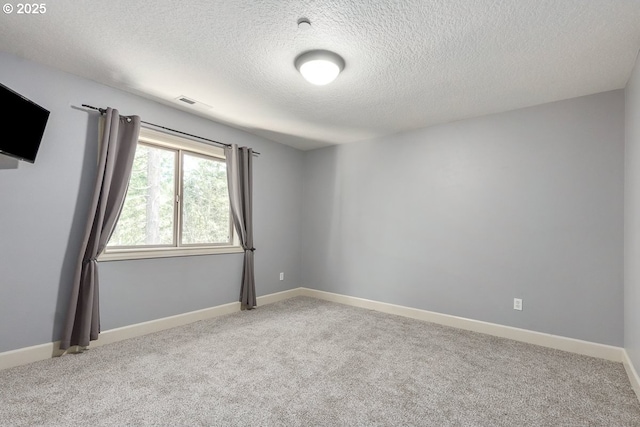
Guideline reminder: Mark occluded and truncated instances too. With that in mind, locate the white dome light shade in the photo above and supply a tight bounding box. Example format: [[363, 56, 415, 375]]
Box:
[[295, 50, 345, 86], [299, 60, 340, 85]]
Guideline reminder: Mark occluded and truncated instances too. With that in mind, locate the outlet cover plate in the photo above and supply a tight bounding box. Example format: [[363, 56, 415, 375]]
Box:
[[514, 298, 523, 311]]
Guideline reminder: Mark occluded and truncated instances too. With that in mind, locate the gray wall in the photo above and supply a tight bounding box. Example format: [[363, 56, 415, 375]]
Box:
[[625, 52, 640, 368], [302, 90, 625, 346], [0, 51, 629, 354], [0, 53, 304, 353]]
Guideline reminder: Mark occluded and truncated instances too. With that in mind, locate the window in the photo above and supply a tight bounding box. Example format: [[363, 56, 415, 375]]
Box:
[[101, 127, 242, 260]]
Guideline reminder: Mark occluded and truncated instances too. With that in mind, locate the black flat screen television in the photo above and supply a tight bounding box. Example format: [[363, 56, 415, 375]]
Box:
[[0, 83, 50, 163]]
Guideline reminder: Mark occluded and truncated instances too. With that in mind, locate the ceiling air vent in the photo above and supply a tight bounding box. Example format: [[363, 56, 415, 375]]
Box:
[[178, 97, 196, 105], [174, 95, 212, 110]]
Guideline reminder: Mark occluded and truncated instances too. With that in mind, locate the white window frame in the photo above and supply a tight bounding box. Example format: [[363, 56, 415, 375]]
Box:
[[99, 127, 242, 261]]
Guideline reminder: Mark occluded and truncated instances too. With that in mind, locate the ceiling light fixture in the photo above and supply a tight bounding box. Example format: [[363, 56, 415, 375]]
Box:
[[295, 50, 345, 86]]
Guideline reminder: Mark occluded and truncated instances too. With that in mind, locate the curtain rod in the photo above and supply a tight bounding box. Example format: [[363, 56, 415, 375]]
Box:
[[81, 104, 260, 156]]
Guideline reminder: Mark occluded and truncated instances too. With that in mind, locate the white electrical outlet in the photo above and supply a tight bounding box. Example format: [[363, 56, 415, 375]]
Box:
[[513, 298, 523, 311], [279, 272, 284, 281]]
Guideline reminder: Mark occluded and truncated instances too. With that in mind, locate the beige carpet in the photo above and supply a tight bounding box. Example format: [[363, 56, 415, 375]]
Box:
[[1, 296, 639, 426]]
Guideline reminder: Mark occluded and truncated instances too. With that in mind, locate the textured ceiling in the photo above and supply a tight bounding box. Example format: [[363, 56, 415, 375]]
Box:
[[1, 1, 639, 150]]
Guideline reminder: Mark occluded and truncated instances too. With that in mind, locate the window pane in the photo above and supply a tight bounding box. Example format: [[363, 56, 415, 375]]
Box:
[[181, 153, 230, 245], [108, 144, 176, 247]]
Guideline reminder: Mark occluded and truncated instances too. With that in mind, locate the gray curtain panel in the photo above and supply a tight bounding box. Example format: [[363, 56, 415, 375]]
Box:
[[60, 108, 140, 350], [225, 144, 256, 309]]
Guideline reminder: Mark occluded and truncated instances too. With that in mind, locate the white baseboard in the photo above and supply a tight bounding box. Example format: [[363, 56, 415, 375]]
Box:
[[299, 288, 623, 362], [0, 287, 300, 371], [91, 301, 241, 349], [93, 288, 303, 349], [623, 350, 640, 401], [0, 341, 63, 371], [2, 284, 633, 400], [256, 287, 303, 306]]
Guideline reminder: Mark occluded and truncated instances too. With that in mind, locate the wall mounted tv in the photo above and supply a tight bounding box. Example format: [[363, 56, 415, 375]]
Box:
[[0, 83, 50, 163]]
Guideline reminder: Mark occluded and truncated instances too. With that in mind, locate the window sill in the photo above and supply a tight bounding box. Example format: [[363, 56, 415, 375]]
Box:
[[98, 245, 244, 261]]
